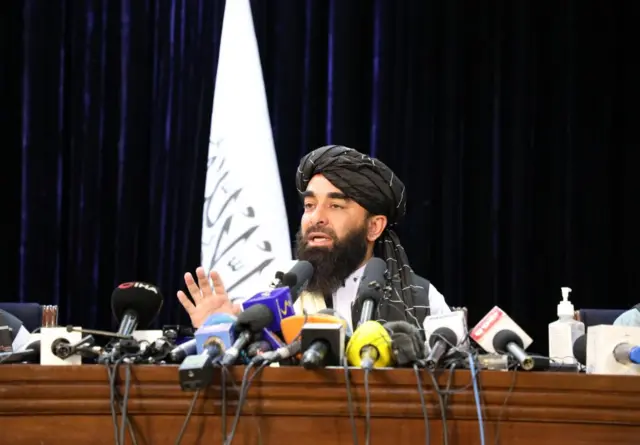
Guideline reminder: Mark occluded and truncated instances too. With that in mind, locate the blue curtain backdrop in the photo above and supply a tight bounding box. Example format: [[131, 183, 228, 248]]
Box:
[[1, 0, 637, 349]]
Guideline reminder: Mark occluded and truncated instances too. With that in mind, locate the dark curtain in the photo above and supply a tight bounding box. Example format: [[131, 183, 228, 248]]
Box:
[[0, 0, 225, 329], [1, 0, 638, 351]]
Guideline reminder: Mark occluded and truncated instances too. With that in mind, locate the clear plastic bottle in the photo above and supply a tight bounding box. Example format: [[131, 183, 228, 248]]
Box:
[[548, 287, 585, 364]]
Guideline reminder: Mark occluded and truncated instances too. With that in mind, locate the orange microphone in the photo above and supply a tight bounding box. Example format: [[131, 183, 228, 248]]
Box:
[[280, 314, 346, 344]]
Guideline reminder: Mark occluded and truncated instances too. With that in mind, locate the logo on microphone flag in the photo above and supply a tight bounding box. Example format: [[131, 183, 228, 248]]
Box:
[[201, 0, 291, 298]]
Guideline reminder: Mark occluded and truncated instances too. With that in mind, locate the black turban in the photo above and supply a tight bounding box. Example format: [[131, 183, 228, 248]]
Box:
[[296, 145, 426, 328]]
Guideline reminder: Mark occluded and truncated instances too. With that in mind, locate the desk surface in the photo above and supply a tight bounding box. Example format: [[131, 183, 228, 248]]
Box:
[[0, 365, 639, 444]]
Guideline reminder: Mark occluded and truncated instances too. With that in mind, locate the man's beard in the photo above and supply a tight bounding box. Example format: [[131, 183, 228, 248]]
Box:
[[295, 223, 369, 298]]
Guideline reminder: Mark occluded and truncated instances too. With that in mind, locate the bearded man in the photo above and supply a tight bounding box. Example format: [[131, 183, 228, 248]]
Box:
[[177, 145, 450, 332]]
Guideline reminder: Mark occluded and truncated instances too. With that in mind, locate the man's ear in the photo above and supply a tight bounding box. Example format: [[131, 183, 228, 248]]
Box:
[[366, 215, 387, 242]]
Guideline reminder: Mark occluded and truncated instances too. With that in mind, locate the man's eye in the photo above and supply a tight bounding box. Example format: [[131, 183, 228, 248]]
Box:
[[304, 203, 314, 209], [331, 204, 343, 209]]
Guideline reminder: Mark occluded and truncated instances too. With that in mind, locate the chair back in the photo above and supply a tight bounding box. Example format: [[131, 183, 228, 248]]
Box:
[[575, 308, 627, 328], [0, 303, 57, 332]]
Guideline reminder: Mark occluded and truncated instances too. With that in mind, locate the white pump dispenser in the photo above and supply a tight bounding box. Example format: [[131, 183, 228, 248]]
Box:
[[549, 287, 585, 364]]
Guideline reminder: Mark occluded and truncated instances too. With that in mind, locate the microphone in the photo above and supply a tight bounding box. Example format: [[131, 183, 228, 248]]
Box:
[[220, 304, 274, 366], [255, 313, 343, 365], [169, 313, 237, 363], [573, 334, 587, 366], [383, 321, 425, 366], [280, 314, 350, 344], [582, 325, 640, 375], [111, 282, 164, 337], [179, 322, 236, 391], [422, 311, 468, 370], [270, 260, 314, 303], [300, 322, 346, 369], [613, 343, 640, 365], [260, 327, 286, 352], [65, 325, 132, 340], [345, 321, 394, 370], [470, 306, 534, 371], [51, 335, 98, 360], [255, 340, 301, 365], [246, 340, 272, 359], [241, 288, 295, 334], [352, 258, 387, 327]]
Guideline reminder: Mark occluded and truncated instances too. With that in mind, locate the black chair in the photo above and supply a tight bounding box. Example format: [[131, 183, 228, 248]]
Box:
[[0, 303, 45, 332], [575, 308, 627, 328]]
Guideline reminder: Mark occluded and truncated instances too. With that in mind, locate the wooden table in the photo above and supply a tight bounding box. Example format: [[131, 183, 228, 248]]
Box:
[[0, 364, 639, 444]]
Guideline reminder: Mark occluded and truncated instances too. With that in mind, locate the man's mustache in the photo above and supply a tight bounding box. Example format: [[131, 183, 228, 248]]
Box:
[[304, 227, 338, 241]]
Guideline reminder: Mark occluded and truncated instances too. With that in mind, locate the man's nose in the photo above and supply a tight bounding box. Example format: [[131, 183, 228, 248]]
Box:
[[310, 206, 329, 227]]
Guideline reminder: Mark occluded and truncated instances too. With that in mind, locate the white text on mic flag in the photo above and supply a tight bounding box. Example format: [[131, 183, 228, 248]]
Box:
[[201, 0, 291, 299]]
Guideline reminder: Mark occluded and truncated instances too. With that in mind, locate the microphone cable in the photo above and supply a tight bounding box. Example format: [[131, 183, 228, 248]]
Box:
[[174, 389, 201, 445], [467, 352, 485, 445], [422, 331, 468, 445], [364, 368, 372, 445], [363, 327, 394, 445], [223, 312, 312, 445], [412, 364, 430, 445], [105, 354, 139, 445], [224, 361, 256, 445], [342, 356, 359, 445], [223, 360, 268, 445], [173, 357, 232, 445], [493, 358, 519, 445]]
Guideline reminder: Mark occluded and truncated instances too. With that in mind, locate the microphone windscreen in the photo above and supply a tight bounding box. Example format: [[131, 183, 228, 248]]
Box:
[[111, 282, 164, 329], [492, 329, 523, 353], [284, 261, 314, 301], [573, 334, 586, 365], [360, 258, 387, 290], [346, 320, 394, 368], [383, 321, 425, 364], [352, 258, 388, 320], [236, 304, 273, 332]]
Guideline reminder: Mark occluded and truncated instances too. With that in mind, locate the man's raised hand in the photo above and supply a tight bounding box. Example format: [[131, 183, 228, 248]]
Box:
[[176, 266, 238, 328]]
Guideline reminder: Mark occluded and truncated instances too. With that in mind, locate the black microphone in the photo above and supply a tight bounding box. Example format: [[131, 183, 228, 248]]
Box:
[[51, 335, 98, 360], [140, 336, 175, 363], [273, 260, 314, 303], [493, 330, 534, 371], [111, 282, 164, 337], [353, 258, 387, 327], [383, 321, 425, 367], [246, 340, 272, 359], [220, 304, 273, 366], [424, 328, 457, 370], [300, 322, 346, 369], [169, 339, 197, 363], [573, 334, 587, 366]]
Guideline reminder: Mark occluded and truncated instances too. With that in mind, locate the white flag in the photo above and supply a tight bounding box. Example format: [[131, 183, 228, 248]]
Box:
[[201, 0, 291, 299]]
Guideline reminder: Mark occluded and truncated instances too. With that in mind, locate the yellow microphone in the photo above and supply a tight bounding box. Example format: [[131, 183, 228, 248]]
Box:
[[345, 320, 394, 370]]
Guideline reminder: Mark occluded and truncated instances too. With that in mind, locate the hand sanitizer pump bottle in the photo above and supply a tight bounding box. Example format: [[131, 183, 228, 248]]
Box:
[[548, 287, 585, 365]]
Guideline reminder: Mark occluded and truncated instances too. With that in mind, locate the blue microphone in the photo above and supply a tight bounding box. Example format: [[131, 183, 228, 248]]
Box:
[[170, 313, 237, 362], [179, 321, 236, 391], [242, 287, 295, 333], [613, 342, 640, 365], [195, 315, 237, 355], [261, 327, 286, 351]]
